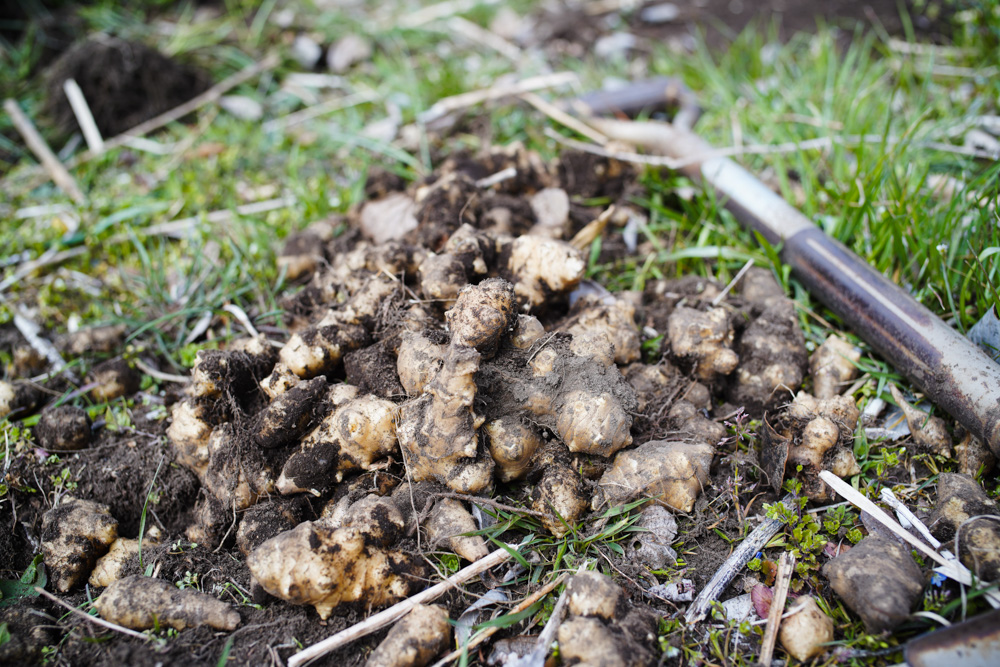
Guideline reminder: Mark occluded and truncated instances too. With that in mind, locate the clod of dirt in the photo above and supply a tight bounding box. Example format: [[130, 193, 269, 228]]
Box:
[[279, 392, 400, 496], [627, 505, 678, 569], [364, 604, 451, 667], [236, 497, 309, 557], [567, 571, 623, 620], [667, 306, 739, 382], [89, 526, 162, 588], [532, 444, 589, 537], [87, 358, 141, 401], [928, 473, 1000, 582], [247, 518, 424, 620], [594, 439, 713, 513], [34, 405, 92, 451], [344, 341, 407, 398], [41, 496, 118, 592], [57, 324, 127, 357], [0, 600, 61, 665], [779, 595, 833, 661], [810, 335, 861, 399], [822, 535, 924, 633], [94, 575, 240, 631], [0, 379, 44, 418], [954, 432, 996, 477], [278, 221, 336, 281], [424, 498, 489, 562], [889, 385, 953, 457], [45, 38, 210, 138]]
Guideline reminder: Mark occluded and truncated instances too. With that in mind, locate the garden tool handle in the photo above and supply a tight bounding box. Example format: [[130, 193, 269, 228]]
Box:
[[587, 116, 1000, 457]]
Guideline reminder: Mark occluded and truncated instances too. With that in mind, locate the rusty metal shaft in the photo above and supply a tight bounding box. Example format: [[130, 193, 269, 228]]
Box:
[[589, 117, 1000, 457]]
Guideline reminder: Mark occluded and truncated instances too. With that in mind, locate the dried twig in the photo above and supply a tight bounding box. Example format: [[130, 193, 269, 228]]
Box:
[[445, 16, 522, 62], [62, 78, 105, 154], [13, 308, 70, 377], [569, 205, 615, 251], [3, 99, 86, 204], [712, 258, 756, 307], [35, 586, 149, 641], [419, 72, 578, 126], [262, 90, 378, 132], [685, 493, 797, 624], [431, 573, 568, 667], [522, 91, 608, 146], [287, 545, 516, 667], [475, 166, 517, 188], [134, 358, 189, 384], [757, 552, 794, 666]]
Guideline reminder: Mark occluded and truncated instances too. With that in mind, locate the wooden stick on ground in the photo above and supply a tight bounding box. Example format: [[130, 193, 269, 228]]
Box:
[[3, 99, 86, 204], [757, 552, 795, 666], [685, 493, 797, 624], [287, 545, 515, 667], [431, 572, 568, 667], [63, 78, 105, 154]]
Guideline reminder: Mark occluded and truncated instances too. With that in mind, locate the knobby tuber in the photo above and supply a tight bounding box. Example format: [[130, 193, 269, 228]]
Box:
[[365, 604, 451, 667], [810, 335, 861, 400], [929, 473, 1000, 582], [595, 439, 713, 513], [89, 526, 162, 588], [41, 496, 118, 592], [424, 498, 489, 562], [247, 517, 424, 620], [94, 575, 240, 631], [667, 306, 739, 382], [890, 384, 953, 458], [87, 358, 141, 401], [779, 595, 833, 661], [822, 535, 923, 633]]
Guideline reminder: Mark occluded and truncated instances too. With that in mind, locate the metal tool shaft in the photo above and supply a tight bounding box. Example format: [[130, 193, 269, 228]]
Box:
[[590, 117, 1000, 456]]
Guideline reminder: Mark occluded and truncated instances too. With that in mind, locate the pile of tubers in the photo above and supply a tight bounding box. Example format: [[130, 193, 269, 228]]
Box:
[[18, 147, 900, 649]]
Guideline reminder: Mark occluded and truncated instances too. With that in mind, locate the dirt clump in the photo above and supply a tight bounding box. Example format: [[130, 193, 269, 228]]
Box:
[[45, 38, 210, 138]]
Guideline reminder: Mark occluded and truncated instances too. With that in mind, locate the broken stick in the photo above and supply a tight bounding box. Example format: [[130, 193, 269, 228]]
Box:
[[287, 544, 515, 667], [3, 98, 86, 204], [685, 493, 798, 624], [758, 552, 795, 666]]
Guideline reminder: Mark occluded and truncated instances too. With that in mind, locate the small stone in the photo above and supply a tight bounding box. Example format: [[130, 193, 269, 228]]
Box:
[[640, 3, 680, 24], [219, 95, 263, 121], [292, 35, 323, 69], [327, 34, 372, 73]]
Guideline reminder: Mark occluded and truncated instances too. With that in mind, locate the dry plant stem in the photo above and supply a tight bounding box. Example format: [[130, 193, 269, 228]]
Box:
[[758, 552, 795, 666], [134, 359, 189, 384], [287, 545, 516, 667], [430, 573, 568, 667], [445, 16, 522, 62], [435, 492, 549, 519], [13, 308, 69, 376], [62, 78, 104, 153], [0, 247, 88, 294], [262, 90, 378, 132], [685, 493, 798, 624], [34, 586, 149, 641], [712, 258, 756, 307], [879, 487, 943, 549], [419, 72, 578, 125], [3, 99, 86, 204], [817, 471, 1000, 609], [521, 91, 609, 146]]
